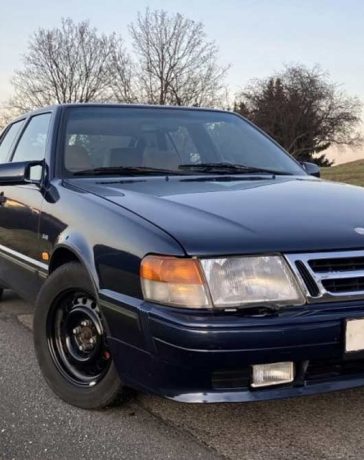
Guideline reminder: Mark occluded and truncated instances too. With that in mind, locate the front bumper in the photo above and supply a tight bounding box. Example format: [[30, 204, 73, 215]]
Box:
[[100, 290, 364, 402]]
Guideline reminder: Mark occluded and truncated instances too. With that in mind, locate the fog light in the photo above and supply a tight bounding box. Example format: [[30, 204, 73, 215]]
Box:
[[251, 362, 294, 388]]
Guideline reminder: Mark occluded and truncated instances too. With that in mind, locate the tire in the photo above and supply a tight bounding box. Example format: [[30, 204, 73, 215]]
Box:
[[33, 262, 124, 409]]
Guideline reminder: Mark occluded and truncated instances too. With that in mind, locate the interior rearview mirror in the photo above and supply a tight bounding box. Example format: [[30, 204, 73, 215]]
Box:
[[0, 160, 44, 186], [301, 161, 320, 178]]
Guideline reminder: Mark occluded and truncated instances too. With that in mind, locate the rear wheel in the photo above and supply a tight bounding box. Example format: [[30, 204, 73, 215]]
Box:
[[33, 262, 124, 409]]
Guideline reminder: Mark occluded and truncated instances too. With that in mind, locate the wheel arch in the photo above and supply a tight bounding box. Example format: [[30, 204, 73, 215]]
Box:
[[48, 234, 100, 295], [49, 247, 80, 273]]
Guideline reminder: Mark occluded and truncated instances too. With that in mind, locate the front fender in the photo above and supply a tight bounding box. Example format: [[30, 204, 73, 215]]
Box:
[[51, 230, 99, 292]]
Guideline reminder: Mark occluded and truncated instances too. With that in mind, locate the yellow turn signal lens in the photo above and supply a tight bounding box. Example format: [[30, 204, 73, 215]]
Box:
[[141, 256, 203, 284], [140, 256, 210, 308]]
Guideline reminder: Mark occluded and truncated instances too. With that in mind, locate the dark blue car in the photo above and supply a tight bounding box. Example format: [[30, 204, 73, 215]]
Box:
[[1, 104, 364, 409]]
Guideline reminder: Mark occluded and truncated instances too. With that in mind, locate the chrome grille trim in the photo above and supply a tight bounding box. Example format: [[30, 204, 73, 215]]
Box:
[[285, 250, 364, 303]]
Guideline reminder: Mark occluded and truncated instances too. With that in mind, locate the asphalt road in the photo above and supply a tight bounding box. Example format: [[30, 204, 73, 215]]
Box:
[[2, 291, 364, 460]]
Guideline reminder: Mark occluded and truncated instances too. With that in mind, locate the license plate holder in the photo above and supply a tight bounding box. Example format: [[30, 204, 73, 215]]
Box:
[[345, 318, 364, 353]]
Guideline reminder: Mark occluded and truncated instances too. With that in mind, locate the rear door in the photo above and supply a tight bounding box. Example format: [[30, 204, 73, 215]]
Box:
[[0, 113, 51, 299], [0, 119, 26, 287]]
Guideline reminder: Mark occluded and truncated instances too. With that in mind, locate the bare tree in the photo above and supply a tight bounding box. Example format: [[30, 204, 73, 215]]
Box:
[[0, 114, 8, 132], [129, 9, 228, 106], [0, 104, 20, 131], [10, 18, 132, 111], [108, 40, 137, 103], [235, 65, 362, 166], [0, 111, 8, 132]]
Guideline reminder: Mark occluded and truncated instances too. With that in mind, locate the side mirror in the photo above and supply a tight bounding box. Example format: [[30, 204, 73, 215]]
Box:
[[301, 161, 320, 178], [0, 160, 44, 186]]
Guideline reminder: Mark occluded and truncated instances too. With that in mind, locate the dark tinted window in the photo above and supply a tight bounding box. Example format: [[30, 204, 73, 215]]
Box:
[[63, 107, 305, 175], [12, 113, 51, 162], [0, 120, 25, 163]]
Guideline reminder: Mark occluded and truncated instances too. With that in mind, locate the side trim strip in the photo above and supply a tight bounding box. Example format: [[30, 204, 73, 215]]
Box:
[[100, 299, 139, 321], [0, 243, 48, 273]]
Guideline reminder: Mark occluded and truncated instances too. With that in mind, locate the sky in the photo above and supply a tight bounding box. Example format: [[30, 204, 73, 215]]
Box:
[[0, 0, 363, 163]]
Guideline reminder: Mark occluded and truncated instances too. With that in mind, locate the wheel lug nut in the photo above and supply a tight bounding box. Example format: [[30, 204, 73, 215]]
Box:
[[79, 345, 84, 351]]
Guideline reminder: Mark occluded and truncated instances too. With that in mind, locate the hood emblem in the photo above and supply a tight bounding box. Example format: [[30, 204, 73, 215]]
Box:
[[355, 228, 364, 235]]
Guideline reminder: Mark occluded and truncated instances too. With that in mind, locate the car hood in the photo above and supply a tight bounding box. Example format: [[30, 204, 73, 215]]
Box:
[[71, 176, 364, 256]]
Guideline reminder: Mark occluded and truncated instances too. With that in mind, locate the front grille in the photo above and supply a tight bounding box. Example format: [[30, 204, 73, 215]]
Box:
[[211, 369, 250, 390], [322, 277, 364, 293], [309, 257, 364, 273], [285, 250, 364, 303], [295, 261, 320, 297], [306, 358, 364, 382]]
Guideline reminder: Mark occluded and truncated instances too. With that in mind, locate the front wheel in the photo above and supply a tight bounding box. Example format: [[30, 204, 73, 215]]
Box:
[[33, 262, 124, 409]]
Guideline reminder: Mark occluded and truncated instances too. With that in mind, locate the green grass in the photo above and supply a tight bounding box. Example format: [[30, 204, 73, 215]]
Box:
[[321, 159, 364, 187]]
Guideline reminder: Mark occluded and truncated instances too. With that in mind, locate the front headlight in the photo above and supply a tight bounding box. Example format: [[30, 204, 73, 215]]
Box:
[[140, 255, 305, 309], [200, 256, 305, 308]]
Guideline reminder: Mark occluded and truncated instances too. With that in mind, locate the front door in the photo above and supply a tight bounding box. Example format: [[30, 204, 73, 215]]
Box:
[[0, 113, 51, 300]]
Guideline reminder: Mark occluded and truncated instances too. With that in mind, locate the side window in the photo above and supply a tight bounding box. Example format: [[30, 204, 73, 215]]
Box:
[[0, 120, 25, 163], [12, 113, 51, 163]]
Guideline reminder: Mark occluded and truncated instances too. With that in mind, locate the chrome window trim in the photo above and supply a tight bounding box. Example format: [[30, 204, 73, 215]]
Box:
[[285, 250, 364, 303]]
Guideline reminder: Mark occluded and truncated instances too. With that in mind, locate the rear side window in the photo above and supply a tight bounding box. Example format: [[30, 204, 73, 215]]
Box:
[[12, 113, 51, 162], [0, 120, 25, 163]]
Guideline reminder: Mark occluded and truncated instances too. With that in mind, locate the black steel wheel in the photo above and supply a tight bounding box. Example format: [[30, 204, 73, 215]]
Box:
[[34, 262, 124, 409], [47, 291, 111, 387]]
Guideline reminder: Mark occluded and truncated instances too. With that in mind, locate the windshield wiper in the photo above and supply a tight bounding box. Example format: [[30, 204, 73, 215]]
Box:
[[73, 163, 293, 177], [178, 162, 293, 176], [73, 166, 187, 176]]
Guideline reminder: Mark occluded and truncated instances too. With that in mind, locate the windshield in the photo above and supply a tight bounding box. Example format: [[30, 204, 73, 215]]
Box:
[[62, 106, 305, 176]]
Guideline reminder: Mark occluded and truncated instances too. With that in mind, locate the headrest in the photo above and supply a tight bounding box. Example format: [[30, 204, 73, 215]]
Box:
[[65, 145, 92, 172], [109, 148, 143, 167], [143, 147, 180, 170]]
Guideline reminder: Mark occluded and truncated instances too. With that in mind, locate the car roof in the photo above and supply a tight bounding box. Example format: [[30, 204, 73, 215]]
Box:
[[11, 103, 230, 123]]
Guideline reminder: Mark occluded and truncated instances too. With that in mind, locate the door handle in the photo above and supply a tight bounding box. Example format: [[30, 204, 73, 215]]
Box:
[[0, 192, 7, 206]]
